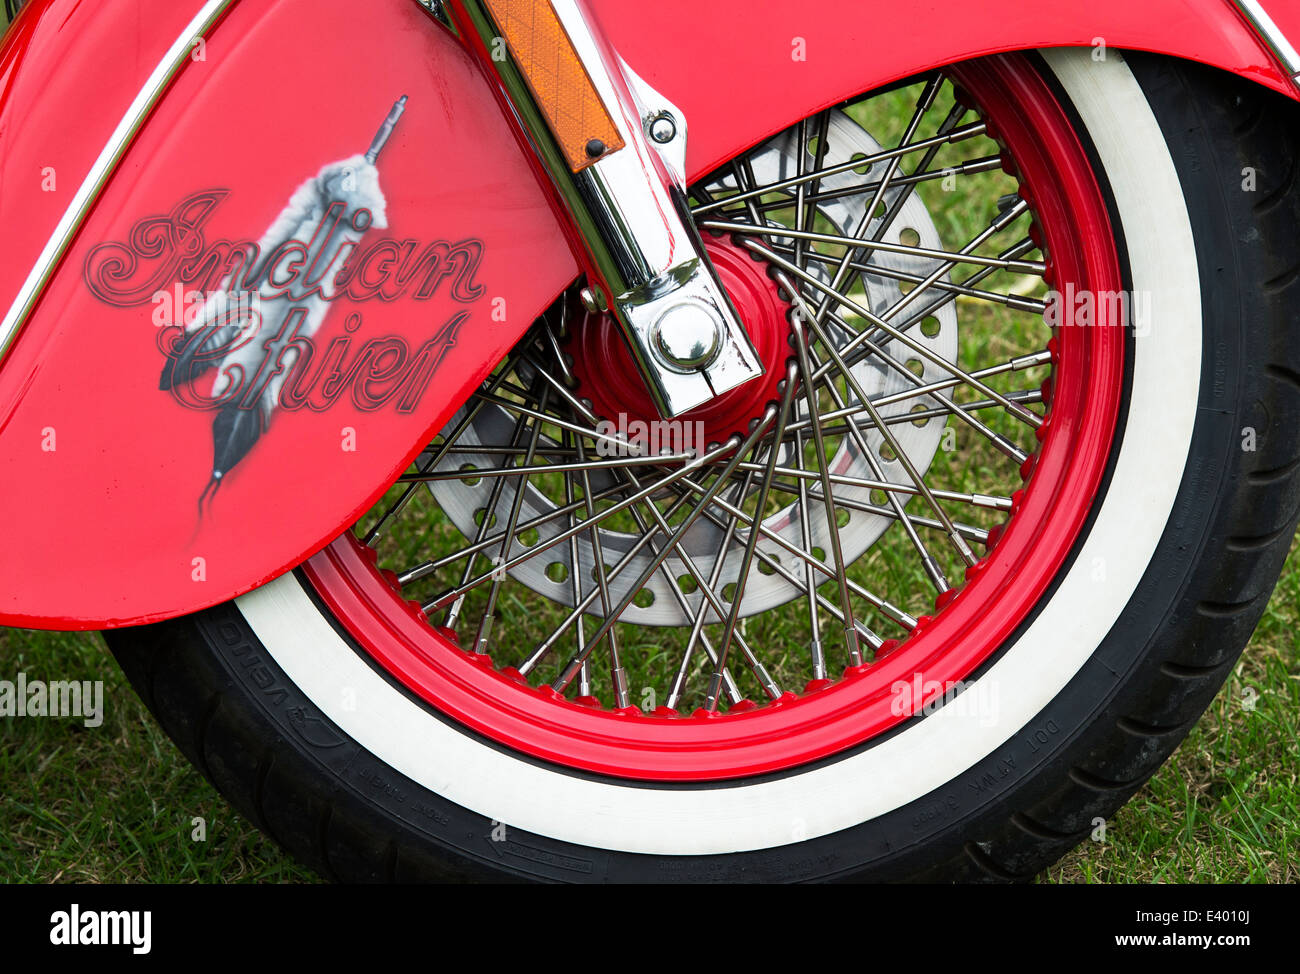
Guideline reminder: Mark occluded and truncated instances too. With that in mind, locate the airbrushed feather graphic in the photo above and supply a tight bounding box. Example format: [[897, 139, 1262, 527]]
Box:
[[159, 96, 408, 508]]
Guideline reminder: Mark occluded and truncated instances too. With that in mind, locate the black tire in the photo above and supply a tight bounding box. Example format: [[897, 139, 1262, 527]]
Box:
[[106, 51, 1300, 882]]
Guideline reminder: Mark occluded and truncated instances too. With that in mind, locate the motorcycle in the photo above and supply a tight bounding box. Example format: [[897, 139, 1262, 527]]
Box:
[[2, 0, 1298, 882]]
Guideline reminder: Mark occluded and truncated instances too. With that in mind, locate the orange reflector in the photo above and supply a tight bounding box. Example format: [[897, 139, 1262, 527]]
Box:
[[484, 0, 625, 172]]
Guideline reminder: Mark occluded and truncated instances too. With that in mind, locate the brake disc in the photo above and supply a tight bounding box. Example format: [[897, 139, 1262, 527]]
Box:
[[427, 109, 956, 626]]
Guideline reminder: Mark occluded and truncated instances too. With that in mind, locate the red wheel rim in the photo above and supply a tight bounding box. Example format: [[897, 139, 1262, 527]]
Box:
[[304, 53, 1125, 781]]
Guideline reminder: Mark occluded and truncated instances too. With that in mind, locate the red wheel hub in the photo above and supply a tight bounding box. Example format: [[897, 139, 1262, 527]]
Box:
[[567, 236, 791, 448], [305, 53, 1127, 782]]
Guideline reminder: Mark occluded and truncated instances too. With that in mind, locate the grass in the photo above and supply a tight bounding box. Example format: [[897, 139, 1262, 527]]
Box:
[[1, 7, 1296, 882]]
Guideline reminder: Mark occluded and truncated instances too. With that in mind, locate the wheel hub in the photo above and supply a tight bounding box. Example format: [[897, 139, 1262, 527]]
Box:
[[568, 235, 791, 451]]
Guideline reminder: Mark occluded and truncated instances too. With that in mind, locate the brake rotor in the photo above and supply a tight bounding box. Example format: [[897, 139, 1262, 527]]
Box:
[[427, 109, 957, 626]]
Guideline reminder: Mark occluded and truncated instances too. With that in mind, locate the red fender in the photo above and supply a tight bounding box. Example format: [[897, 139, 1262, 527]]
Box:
[[0, 0, 1294, 629]]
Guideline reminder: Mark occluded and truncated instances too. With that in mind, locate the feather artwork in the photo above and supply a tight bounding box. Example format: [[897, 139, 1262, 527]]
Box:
[[160, 96, 408, 509]]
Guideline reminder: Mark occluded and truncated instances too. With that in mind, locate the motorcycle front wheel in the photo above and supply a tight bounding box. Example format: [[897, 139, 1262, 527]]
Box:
[[108, 48, 1300, 881]]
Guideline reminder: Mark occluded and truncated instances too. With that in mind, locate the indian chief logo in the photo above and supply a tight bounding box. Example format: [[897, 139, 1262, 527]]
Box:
[[81, 96, 485, 507]]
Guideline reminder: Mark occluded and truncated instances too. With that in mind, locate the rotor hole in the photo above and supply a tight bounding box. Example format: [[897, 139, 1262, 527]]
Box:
[[545, 562, 568, 583], [899, 227, 921, 248], [473, 508, 497, 528], [807, 135, 827, 157], [905, 358, 924, 377], [722, 582, 738, 603], [459, 463, 481, 486], [870, 489, 888, 506], [678, 574, 699, 594], [812, 546, 826, 563], [850, 152, 871, 175], [910, 404, 930, 427], [880, 442, 898, 462], [633, 588, 656, 609], [519, 527, 539, 547], [920, 316, 941, 338], [835, 506, 850, 528], [757, 556, 779, 576]]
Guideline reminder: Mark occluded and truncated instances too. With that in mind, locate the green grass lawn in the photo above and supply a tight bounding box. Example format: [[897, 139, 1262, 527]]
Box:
[[1, 6, 1296, 883]]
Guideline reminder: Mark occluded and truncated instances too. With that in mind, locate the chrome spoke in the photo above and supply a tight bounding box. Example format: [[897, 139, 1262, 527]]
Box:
[[738, 238, 1044, 428], [699, 219, 1047, 276], [690, 119, 989, 215]]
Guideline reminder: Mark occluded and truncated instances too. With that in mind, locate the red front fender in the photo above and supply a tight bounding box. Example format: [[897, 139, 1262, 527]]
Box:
[[0, 0, 1293, 629]]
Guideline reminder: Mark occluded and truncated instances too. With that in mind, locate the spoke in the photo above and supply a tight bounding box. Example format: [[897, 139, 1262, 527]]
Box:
[[360, 360, 520, 545], [806, 76, 941, 332], [860, 198, 1033, 347], [662, 478, 887, 648], [551, 408, 779, 693], [398, 452, 697, 484], [397, 479, 630, 585], [771, 241, 1047, 315], [720, 155, 1003, 219], [571, 431, 628, 707], [730, 461, 1012, 511], [793, 424, 824, 678], [699, 219, 1045, 276], [471, 389, 639, 455], [470, 384, 551, 654], [812, 299, 1029, 465], [790, 313, 863, 663], [422, 436, 739, 617], [791, 298, 960, 589], [833, 237, 1041, 376], [612, 465, 772, 704], [770, 480, 990, 544], [666, 473, 752, 710], [780, 349, 1050, 438], [561, 430, 591, 698], [813, 388, 1044, 438], [516, 489, 701, 676], [672, 472, 917, 630], [706, 363, 797, 709], [690, 119, 989, 215], [738, 238, 1044, 428], [440, 405, 531, 630]]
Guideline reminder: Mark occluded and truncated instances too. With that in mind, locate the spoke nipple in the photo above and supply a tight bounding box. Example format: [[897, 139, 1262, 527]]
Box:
[[875, 638, 902, 660]]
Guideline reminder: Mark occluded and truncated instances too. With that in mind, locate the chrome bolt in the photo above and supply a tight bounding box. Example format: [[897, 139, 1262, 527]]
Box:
[[647, 112, 677, 144], [651, 300, 722, 371]]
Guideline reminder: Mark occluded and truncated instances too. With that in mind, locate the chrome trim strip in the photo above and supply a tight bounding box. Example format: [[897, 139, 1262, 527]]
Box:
[[0, 0, 235, 362], [1233, 0, 1300, 77]]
